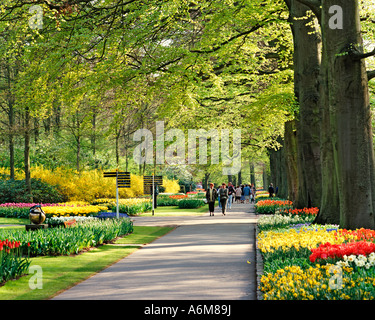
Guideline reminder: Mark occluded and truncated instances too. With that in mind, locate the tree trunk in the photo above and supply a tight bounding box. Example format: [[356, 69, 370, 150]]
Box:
[[115, 127, 121, 167], [321, 0, 375, 229], [227, 174, 232, 184], [270, 140, 288, 199], [250, 163, 255, 186], [53, 101, 61, 136], [203, 172, 210, 190], [75, 111, 81, 172], [6, 62, 15, 180], [269, 148, 276, 189], [315, 22, 340, 225], [284, 120, 298, 202], [289, 0, 322, 208], [34, 118, 39, 144], [24, 106, 32, 202], [262, 165, 268, 190], [76, 136, 81, 172], [91, 109, 96, 156]]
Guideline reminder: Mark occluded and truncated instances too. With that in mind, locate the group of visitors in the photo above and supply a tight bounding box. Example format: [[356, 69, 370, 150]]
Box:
[[205, 182, 256, 216]]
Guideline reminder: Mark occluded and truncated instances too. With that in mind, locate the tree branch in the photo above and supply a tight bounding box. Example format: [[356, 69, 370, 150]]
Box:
[[295, 0, 322, 21], [368, 70, 375, 81], [189, 13, 282, 54], [351, 46, 375, 61], [295, 0, 321, 10]]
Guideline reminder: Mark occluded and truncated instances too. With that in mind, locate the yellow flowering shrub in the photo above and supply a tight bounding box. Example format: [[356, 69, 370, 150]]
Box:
[[162, 178, 180, 193], [0, 166, 180, 202], [0, 167, 24, 179], [129, 174, 143, 197]]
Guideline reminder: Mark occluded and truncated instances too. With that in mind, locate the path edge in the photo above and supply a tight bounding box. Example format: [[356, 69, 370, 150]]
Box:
[[255, 222, 263, 300]]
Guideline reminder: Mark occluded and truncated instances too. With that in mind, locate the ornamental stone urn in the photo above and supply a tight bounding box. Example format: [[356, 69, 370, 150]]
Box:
[[29, 205, 46, 225]]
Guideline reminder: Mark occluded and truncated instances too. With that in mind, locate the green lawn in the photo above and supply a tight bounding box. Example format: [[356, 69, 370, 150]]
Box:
[[0, 217, 29, 225], [140, 205, 209, 216], [0, 226, 173, 300]]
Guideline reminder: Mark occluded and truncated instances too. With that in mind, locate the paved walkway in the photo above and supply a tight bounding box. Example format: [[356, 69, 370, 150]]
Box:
[[53, 203, 258, 300]]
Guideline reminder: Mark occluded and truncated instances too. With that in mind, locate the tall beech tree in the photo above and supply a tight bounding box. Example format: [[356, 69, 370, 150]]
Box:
[[285, 0, 322, 208], [297, 0, 375, 229]]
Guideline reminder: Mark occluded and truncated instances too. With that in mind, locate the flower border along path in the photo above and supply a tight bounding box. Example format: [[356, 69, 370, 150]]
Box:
[[255, 200, 375, 300]]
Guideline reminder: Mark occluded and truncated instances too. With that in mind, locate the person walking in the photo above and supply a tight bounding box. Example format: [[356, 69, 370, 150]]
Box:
[[219, 183, 229, 215], [250, 184, 255, 203], [268, 183, 275, 198], [240, 184, 245, 203], [217, 186, 221, 208], [243, 184, 251, 204], [206, 183, 218, 216], [153, 185, 159, 208], [235, 185, 242, 203], [251, 184, 256, 203], [227, 182, 235, 210]]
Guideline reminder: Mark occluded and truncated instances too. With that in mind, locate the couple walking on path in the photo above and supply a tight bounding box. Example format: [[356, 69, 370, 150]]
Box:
[[206, 182, 231, 216]]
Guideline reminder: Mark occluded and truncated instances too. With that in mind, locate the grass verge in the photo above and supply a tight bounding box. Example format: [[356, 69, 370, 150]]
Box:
[[140, 205, 208, 216], [0, 217, 29, 225], [0, 226, 173, 300]]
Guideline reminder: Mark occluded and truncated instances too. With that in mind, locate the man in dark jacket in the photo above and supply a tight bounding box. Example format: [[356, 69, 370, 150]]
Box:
[[206, 183, 218, 216], [219, 183, 229, 215], [268, 183, 275, 198]]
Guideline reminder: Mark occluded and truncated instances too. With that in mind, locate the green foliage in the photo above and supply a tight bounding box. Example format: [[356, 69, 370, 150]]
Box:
[[0, 0, 296, 184], [112, 202, 152, 216], [0, 207, 29, 219], [178, 199, 205, 209], [0, 249, 30, 285], [0, 178, 67, 204], [263, 256, 313, 274], [0, 0, 372, 193], [156, 196, 179, 206]]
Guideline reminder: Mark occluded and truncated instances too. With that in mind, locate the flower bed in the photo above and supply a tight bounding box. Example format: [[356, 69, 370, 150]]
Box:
[[0, 202, 108, 219], [169, 195, 188, 200], [280, 207, 319, 217], [0, 218, 133, 257], [257, 212, 375, 300], [95, 212, 130, 219], [155, 194, 189, 206], [0, 239, 30, 286], [255, 199, 293, 214], [0, 199, 151, 219], [46, 216, 98, 227], [177, 199, 205, 209], [92, 198, 151, 215], [310, 241, 375, 264], [43, 205, 108, 217], [186, 191, 205, 199], [259, 263, 375, 300]]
